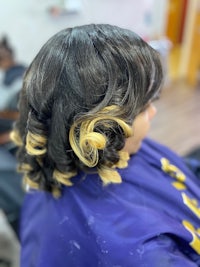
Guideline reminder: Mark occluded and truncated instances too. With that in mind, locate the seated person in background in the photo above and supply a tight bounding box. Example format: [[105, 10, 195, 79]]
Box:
[[0, 36, 26, 110], [0, 37, 25, 240], [0, 122, 24, 239], [0, 37, 24, 267], [11, 24, 200, 266], [0, 107, 23, 267]]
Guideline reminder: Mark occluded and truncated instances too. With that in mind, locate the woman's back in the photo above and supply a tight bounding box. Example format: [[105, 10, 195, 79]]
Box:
[[20, 139, 200, 266]]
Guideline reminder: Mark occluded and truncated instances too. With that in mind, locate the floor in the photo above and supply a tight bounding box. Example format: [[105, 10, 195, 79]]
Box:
[[148, 45, 200, 156]]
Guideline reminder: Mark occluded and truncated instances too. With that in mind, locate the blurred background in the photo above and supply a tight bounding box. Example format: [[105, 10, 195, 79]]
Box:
[[0, 1, 200, 266]]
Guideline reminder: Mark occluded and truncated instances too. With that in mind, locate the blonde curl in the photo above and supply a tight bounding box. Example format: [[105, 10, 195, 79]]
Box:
[[69, 105, 132, 184], [98, 166, 122, 185], [53, 169, 77, 186], [114, 151, 130, 169], [17, 163, 33, 173], [10, 129, 23, 146], [23, 174, 39, 190], [26, 131, 47, 156]]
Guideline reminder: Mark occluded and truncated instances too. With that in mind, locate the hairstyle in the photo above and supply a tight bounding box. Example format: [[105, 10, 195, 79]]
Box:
[[11, 24, 163, 196]]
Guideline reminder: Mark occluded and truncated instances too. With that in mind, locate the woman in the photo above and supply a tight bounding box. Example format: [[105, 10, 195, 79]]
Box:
[[11, 24, 200, 266]]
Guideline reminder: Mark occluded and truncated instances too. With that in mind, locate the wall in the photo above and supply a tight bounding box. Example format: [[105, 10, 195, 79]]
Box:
[[0, 0, 167, 64]]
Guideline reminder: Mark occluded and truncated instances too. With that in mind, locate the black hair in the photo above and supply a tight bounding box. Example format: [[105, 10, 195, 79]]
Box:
[[11, 24, 163, 195]]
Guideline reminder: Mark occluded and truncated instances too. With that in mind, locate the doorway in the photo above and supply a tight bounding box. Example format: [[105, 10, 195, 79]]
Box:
[[165, 0, 188, 81]]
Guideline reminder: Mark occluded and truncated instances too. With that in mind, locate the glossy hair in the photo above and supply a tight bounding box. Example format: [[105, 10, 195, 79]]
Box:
[[11, 24, 163, 195]]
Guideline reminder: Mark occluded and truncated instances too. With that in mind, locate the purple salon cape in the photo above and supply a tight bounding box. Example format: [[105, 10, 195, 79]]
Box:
[[20, 139, 200, 266]]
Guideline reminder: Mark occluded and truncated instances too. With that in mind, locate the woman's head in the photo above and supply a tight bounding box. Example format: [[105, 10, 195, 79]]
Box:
[[11, 24, 163, 195]]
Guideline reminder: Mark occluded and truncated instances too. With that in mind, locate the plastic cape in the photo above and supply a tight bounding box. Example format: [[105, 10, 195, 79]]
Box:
[[20, 138, 200, 267]]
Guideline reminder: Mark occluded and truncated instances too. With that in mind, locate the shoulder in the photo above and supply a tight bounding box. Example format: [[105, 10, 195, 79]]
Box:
[[139, 138, 197, 179]]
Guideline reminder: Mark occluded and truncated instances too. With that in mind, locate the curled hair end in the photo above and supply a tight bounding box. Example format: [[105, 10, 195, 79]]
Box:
[[98, 167, 122, 185], [23, 175, 39, 190], [52, 187, 61, 198], [69, 105, 132, 170], [114, 151, 130, 169], [10, 130, 23, 147], [53, 169, 77, 186], [17, 163, 33, 173], [26, 131, 47, 156]]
